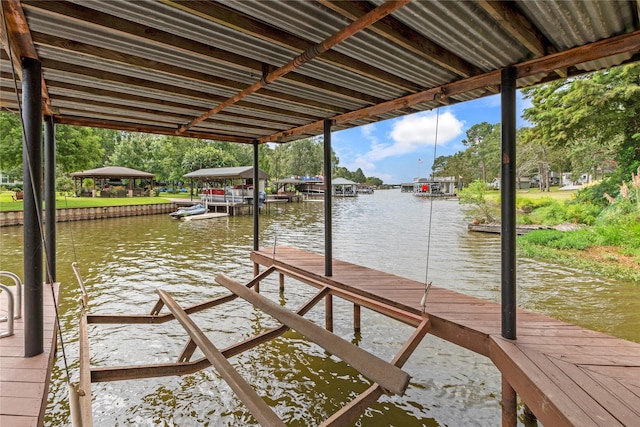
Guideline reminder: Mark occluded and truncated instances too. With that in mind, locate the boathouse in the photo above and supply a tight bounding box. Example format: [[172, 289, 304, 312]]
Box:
[[183, 166, 268, 215], [331, 177, 358, 197], [1, 1, 639, 426], [413, 177, 457, 197]]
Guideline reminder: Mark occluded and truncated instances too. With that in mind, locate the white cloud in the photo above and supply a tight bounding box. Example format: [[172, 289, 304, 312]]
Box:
[[365, 111, 463, 161], [360, 123, 378, 142]]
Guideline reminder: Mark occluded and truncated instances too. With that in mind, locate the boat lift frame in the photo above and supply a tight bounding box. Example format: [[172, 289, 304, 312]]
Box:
[[76, 265, 430, 426]]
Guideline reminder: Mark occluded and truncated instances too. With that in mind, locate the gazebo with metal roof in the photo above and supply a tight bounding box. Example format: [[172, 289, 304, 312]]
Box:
[[70, 166, 155, 197]]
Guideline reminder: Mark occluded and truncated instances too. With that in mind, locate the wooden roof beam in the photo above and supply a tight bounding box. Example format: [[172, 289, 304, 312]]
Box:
[[318, 0, 483, 79], [162, 0, 423, 93], [175, 0, 412, 134], [476, 0, 567, 78], [0, 0, 52, 115], [260, 29, 640, 143]]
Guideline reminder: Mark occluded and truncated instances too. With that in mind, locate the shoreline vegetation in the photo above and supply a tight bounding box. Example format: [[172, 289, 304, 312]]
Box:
[[460, 178, 640, 284], [2, 186, 639, 283]]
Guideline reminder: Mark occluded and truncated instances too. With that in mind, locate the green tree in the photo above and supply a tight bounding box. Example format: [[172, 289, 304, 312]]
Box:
[[0, 114, 104, 175], [0, 112, 23, 177], [53, 124, 104, 173], [433, 151, 473, 189], [284, 138, 324, 177], [333, 166, 353, 181], [459, 179, 498, 223], [180, 144, 234, 174], [522, 63, 640, 184], [461, 122, 499, 183], [108, 132, 155, 170], [366, 176, 383, 187], [352, 168, 366, 183]]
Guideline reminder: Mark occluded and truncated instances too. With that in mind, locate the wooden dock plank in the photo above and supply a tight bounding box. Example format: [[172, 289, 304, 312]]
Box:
[[252, 246, 640, 427], [0, 284, 59, 427]]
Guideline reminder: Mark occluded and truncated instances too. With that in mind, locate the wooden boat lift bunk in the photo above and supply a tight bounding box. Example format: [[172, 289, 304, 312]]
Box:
[[75, 265, 431, 426]]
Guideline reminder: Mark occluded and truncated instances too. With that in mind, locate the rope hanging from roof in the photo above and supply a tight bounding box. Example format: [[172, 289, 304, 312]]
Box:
[[420, 106, 441, 313]]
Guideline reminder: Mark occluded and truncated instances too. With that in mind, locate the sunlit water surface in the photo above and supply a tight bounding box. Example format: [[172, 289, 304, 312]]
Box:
[[0, 190, 637, 426]]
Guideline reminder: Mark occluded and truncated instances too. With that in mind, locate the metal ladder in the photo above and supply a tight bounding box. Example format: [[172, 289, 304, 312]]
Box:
[[0, 271, 22, 338]]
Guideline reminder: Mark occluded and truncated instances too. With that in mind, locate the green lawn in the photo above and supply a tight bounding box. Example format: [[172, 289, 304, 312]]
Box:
[[485, 187, 577, 202], [0, 191, 184, 212]]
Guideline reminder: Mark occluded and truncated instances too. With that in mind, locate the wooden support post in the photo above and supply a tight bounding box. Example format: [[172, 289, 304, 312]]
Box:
[[79, 313, 94, 426], [279, 272, 285, 293], [253, 262, 260, 293], [502, 375, 517, 427], [354, 304, 361, 333], [325, 293, 333, 332]]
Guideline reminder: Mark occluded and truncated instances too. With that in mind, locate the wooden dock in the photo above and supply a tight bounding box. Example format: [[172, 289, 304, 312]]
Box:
[[0, 284, 59, 427], [251, 246, 640, 426]]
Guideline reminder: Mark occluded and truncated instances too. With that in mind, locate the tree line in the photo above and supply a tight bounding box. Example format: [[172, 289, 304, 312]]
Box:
[[434, 62, 639, 196], [0, 116, 383, 190]]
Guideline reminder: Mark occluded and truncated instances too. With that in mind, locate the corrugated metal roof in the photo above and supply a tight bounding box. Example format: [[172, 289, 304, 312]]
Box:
[[184, 166, 268, 180], [1, 0, 638, 143]]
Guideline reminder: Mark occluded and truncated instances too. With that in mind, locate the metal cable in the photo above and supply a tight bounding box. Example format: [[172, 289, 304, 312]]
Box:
[[421, 107, 440, 312]]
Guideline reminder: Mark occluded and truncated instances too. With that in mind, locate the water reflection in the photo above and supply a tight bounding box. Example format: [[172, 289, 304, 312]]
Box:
[[0, 190, 637, 426]]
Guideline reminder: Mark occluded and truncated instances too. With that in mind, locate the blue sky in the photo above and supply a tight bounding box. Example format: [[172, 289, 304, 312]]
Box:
[[331, 92, 532, 184]]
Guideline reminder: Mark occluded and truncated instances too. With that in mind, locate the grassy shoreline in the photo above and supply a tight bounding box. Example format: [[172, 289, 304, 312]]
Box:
[[518, 241, 640, 283], [0, 191, 191, 211]]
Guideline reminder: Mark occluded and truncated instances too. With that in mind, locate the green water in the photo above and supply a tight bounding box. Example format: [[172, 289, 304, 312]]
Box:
[[1, 190, 637, 426]]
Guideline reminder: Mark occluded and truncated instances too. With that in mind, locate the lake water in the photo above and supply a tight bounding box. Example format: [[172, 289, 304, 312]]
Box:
[[1, 190, 638, 426]]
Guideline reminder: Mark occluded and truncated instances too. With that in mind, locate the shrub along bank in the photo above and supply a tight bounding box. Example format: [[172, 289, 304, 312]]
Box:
[[460, 174, 640, 282]]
